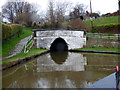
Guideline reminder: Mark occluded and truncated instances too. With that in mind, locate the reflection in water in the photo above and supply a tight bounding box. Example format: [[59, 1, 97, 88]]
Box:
[[50, 52, 68, 64], [36, 52, 87, 72], [2, 52, 119, 88]]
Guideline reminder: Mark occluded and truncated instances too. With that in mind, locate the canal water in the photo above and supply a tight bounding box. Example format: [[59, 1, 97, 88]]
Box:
[[2, 52, 119, 88]]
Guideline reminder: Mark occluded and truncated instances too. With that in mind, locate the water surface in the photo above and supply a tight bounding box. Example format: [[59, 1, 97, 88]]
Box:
[[2, 52, 119, 88]]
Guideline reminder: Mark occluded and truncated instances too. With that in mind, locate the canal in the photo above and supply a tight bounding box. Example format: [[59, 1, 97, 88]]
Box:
[[2, 52, 119, 88]]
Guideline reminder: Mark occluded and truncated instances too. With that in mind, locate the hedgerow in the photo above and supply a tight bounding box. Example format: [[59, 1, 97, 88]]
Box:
[[2, 24, 23, 40]]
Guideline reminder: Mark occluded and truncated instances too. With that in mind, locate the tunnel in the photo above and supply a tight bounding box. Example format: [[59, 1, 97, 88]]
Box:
[[50, 38, 68, 52], [50, 52, 68, 64]]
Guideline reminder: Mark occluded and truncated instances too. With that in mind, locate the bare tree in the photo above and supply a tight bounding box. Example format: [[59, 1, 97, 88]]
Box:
[[47, 0, 71, 28], [2, 2, 15, 23], [47, 1, 56, 28], [2, 0, 38, 26], [55, 1, 70, 24]]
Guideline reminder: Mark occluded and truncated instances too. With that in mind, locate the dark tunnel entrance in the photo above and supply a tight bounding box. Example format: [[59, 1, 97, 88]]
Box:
[[50, 38, 68, 52]]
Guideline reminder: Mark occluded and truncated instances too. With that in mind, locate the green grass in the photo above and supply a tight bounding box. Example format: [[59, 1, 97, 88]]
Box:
[[84, 16, 119, 27], [2, 27, 32, 57], [2, 48, 47, 64], [61, 22, 68, 25], [2, 23, 6, 25], [75, 47, 119, 52]]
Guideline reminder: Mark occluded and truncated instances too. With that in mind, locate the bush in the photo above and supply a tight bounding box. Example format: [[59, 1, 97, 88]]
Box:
[[67, 18, 89, 31], [2, 24, 23, 40]]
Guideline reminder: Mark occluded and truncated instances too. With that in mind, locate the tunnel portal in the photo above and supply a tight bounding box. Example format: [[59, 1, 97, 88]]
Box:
[[33, 30, 86, 50], [50, 38, 68, 52]]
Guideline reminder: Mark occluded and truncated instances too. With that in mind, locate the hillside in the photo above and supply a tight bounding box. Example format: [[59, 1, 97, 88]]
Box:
[[84, 16, 119, 26], [84, 16, 120, 33]]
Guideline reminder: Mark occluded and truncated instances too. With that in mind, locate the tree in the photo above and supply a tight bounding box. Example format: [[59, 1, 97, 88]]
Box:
[[89, 13, 100, 18], [2, 0, 38, 26], [69, 3, 87, 20], [47, 0, 71, 28], [55, 1, 70, 25], [2, 2, 15, 23], [48, 1, 56, 28]]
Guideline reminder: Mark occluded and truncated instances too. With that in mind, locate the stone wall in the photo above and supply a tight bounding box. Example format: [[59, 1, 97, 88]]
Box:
[[87, 37, 119, 48], [33, 30, 86, 50]]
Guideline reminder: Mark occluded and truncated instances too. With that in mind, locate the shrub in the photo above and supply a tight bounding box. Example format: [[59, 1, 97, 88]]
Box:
[[2, 24, 23, 40], [67, 18, 89, 31]]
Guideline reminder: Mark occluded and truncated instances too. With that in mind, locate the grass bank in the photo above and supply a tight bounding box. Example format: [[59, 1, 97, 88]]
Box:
[[62, 16, 119, 27], [84, 16, 119, 26], [84, 16, 120, 33], [2, 48, 47, 65], [75, 47, 119, 52], [2, 27, 32, 57]]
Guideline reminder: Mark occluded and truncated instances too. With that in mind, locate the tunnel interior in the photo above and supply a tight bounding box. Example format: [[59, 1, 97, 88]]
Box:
[[50, 38, 68, 52]]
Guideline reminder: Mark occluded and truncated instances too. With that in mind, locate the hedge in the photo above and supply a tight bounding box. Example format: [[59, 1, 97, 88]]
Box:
[[2, 24, 23, 40]]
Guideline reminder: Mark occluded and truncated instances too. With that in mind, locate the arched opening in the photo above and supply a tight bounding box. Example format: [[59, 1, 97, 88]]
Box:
[[50, 38, 68, 52], [50, 52, 68, 64]]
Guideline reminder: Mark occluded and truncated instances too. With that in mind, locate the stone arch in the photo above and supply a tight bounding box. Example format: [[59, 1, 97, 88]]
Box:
[[50, 37, 68, 51]]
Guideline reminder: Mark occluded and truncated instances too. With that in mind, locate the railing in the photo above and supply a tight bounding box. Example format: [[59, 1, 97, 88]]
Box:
[[87, 33, 120, 39], [24, 36, 34, 53]]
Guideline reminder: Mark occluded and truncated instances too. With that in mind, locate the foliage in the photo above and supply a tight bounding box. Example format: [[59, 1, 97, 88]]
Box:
[[2, 24, 23, 40], [2, 27, 32, 57]]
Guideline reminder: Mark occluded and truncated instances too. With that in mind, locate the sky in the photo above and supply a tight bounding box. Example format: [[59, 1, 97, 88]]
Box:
[[0, 0, 119, 15]]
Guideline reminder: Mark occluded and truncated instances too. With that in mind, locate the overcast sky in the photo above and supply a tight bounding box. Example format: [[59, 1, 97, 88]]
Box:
[[0, 0, 119, 15]]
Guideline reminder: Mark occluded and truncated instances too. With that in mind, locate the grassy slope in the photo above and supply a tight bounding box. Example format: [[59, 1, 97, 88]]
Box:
[[2, 27, 32, 57], [84, 16, 119, 26], [75, 47, 119, 52], [2, 48, 47, 64]]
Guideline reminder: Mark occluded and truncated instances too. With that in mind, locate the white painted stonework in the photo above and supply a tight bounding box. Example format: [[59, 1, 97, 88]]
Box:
[[33, 30, 86, 50]]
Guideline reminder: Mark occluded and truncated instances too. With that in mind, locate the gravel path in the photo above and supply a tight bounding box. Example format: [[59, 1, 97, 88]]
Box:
[[2, 35, 32, 60]]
